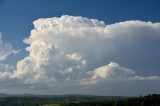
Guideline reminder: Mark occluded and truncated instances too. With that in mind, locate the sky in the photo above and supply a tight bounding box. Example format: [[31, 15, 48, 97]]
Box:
[[0, 0, 160, 96]]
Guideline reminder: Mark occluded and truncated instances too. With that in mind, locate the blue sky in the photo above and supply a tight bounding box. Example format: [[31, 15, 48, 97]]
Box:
[[0, 0, 160, 64], [0, 0, 160, 95], [1, 0, 160, 45]]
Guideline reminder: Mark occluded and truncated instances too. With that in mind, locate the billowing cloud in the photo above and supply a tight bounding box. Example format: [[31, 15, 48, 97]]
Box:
[[11, 15, 160, 90], [0, 63, 14, 80], [90, 62, 160, 83], [0, 15, 160, 95], [91, 62, 135, 80]]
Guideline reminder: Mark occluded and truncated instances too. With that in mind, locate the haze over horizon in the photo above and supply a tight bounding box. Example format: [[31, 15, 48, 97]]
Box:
[[0, 0, 160, 96]]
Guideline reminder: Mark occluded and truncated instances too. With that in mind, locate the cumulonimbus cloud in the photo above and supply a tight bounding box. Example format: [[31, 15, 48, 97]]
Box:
[[0, 15, 160, 95], [11, 15, 160, 88]]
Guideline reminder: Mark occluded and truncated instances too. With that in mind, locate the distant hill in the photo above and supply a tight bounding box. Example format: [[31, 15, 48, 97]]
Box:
[[0, 93, 128, 102], [0, 93, 128, 103], [0, 93, 127, 98], [0, 93, 9, 97]]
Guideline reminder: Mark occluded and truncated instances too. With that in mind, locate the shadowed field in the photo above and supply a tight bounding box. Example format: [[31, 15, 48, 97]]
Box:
[[0, 94, 159, 106], [42, 104, 61, 106]]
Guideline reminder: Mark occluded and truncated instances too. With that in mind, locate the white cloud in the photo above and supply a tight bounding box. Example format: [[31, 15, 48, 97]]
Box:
[[90, 62, 160, 84], [67, 53, 82, 61], [0, 15, 159, 95], [91, 62, 135, 80], [0, 34, 19, 61], [0, 63, 14, 71], [0, 34, 19, 84], [11, 15, 160, 90], [0, 63, 15, 88]]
